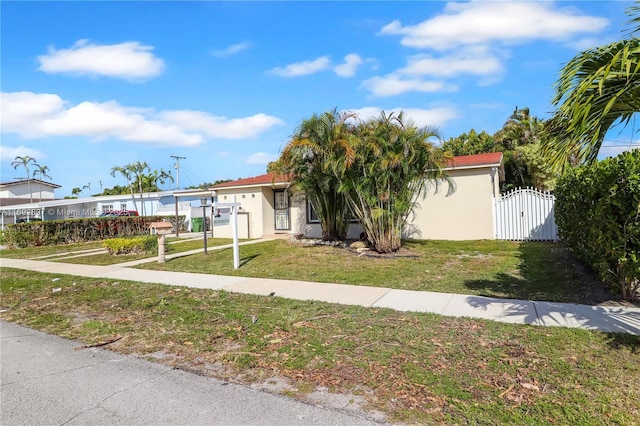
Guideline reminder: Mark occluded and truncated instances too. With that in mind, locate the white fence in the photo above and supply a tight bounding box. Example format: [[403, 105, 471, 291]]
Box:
[[493, 188, 558, 241]]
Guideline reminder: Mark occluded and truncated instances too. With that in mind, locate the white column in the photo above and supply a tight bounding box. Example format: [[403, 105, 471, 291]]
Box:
[[232, 195, 240, 269]]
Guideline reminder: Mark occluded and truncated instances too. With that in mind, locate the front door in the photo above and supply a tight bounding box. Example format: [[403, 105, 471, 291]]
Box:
[[274, 191, 290, 230]]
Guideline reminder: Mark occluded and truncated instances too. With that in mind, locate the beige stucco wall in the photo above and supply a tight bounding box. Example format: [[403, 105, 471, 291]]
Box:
[[214, 164, 499, 241], [405, 166, 499, 240]]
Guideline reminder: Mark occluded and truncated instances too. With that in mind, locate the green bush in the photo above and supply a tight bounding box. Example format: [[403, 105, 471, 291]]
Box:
[[103, 236, 158, 255], [555, 150, 640, 300], [4, 215, 185, 248]]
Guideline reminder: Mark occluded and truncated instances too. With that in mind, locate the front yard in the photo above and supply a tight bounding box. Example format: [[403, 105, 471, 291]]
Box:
[[137, 239, 621, 306], [0, 268, 638, 425], [1, 238, 637, 424]]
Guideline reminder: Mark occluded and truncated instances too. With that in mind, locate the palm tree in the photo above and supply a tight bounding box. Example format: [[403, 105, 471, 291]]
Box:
[[143, 168, 174, 192], [110, 165, 138, 212], [544, 4, 640, 171], [275, 109, 357, 241], [337, 112, 452, 253], [11, 156, 37, 203], [128, 161, 150, 215], [495, 107, 550, 190], [32, 164, 51, 202]]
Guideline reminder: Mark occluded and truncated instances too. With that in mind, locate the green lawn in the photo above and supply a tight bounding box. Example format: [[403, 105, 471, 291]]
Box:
[[0, 237, 234, 265], [53, 238, 234, 265], [137, 239, 613, 305], [1, 268, 637, 425]]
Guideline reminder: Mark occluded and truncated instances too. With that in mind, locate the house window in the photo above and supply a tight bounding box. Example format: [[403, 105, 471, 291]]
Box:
[[102, 204, 114, 212], [306, 197, 358, 224], [120, 203, 127, 211], [274, 191, 290, 230], [307, 199, 319, 223]]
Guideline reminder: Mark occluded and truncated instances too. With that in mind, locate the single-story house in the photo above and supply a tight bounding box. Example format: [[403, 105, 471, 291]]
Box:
[[0, 179, 61, 206], [210, 152, 504, 241]]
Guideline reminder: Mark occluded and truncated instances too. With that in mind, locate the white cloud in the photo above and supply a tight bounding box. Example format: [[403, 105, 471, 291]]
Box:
[[0, 145, 45, 162], [399, 46, 505, 79], [1, 91, 283, 146], [37, 39, 165, 80], [245, 152, 279, 165], [211, 42, 251, 57], [334, 54, 363, 77], [160, 110, 284, 139], [269, 56, 331, 77], [346, 106, 458, 129], [0, 92, 67, 137], [361, 75, 457, 97], [566, 37, 606, 51], [599, 143, 640, 159], [380, 2, 609, 50]]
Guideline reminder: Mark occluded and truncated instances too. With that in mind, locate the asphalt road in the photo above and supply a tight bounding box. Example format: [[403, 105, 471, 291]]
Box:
[[1, 321, 385, 426]]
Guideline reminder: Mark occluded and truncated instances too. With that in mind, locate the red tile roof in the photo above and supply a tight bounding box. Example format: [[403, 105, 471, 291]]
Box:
[[214, 153, 503, 188], [447, 152, 503, 169], [213, 173, 288, 188]]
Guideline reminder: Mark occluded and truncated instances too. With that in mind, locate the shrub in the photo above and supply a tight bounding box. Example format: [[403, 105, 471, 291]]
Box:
[[555, 150, 640, 300], [4, 216, 185, 248], [103, 236, 158, 255]]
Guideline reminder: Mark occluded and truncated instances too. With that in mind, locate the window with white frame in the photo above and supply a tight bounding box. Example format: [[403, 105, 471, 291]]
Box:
[[307, 199, 319, 223], [306, 198, 358, 224]]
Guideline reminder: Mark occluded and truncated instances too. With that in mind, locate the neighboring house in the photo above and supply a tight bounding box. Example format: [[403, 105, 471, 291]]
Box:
[[0, 191, 187, 229], [211, 152, 504, 241], [0, 179, 61, 206]]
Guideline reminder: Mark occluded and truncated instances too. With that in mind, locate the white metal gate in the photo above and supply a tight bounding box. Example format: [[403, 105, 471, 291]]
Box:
[[493, 188, 558, 241]]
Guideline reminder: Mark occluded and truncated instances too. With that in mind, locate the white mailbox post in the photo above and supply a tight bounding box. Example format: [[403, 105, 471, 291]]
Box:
[[213, 195, 242, 269], [149, 221, 173, 263]]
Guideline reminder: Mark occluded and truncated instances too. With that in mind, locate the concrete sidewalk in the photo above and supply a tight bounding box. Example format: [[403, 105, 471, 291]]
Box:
[[1, 257, 639, 336]]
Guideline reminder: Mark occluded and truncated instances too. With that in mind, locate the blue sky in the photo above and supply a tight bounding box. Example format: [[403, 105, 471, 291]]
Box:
[[1, 1, 638, 197]]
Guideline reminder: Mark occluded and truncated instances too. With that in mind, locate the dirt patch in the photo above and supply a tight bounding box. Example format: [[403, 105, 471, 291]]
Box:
[[551, 246, 638, 308]]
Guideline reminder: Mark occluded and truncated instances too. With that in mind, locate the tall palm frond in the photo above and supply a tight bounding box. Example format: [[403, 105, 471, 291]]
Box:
[[33, 164, 51, 201], [278, 108, 357, 241], [544, 4, 640, 171], [12, 156, 36, 203], [338, 111, 453, 253]]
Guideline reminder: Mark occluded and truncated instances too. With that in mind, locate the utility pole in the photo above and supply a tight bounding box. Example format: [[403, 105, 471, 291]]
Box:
[[170, 155, 186, 190]]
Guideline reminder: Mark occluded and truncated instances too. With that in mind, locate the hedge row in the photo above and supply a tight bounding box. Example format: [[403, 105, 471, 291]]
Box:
[[5, 215, 186, 248], [555, 150, 640, 300]]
